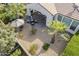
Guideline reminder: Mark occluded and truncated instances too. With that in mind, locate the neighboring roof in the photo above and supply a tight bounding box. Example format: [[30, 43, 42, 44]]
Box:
[[40, 3, 79, 20]]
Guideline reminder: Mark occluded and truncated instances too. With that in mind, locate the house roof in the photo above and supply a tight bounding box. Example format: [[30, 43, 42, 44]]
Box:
[[40, 3, 79, 20]]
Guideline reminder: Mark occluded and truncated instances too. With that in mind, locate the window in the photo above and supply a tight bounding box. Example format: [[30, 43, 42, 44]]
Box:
[[57, 14, 63, 21], [53, 14, 57, 20], [53, 14, 79, 32], [70, 20, 79, 31], [62, 17, 72, 26]]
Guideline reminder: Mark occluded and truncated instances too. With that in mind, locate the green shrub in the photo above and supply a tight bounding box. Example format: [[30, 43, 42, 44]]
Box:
[[43, 43, 50, 51], [64, 33, 70, 39], [30, 28, 37, 35], [0, 20, 16, 54], [29, 44, 38, 55], [10, 48, 22, 56], [0, 3, 26, 24]]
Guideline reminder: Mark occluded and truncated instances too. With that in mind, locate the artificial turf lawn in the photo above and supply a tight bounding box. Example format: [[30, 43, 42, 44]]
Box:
[[63, 35, 79, 56]]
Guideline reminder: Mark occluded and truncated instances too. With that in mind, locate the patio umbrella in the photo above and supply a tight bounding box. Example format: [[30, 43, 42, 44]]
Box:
[[11, 19, 24, 28]]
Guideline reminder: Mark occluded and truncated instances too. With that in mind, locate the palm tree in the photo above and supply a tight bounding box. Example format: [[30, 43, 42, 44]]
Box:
[[49, 20, 67, 43]]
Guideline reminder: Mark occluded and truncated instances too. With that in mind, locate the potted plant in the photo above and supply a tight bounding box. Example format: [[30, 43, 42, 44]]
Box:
[[43, 43, 50, 51], [30, 28, 37, 35]]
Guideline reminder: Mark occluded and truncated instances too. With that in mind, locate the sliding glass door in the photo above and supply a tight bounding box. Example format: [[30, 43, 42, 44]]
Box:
[[70, 20, 79, 31]]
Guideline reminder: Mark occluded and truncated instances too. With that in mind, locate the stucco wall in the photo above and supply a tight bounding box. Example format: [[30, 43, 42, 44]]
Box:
[[26, 3, 54, 27]]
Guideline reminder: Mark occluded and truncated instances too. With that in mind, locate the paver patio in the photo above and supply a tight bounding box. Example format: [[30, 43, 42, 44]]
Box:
[[17, 23, 67, 56]]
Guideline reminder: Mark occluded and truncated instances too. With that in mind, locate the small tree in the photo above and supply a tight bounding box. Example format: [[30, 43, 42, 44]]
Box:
[[49, 20, 67, 43], [0, 20, 16, 55]]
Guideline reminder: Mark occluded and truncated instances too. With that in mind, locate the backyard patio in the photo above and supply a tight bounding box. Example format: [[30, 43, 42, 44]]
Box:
[[17, 23, 67, 56]]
